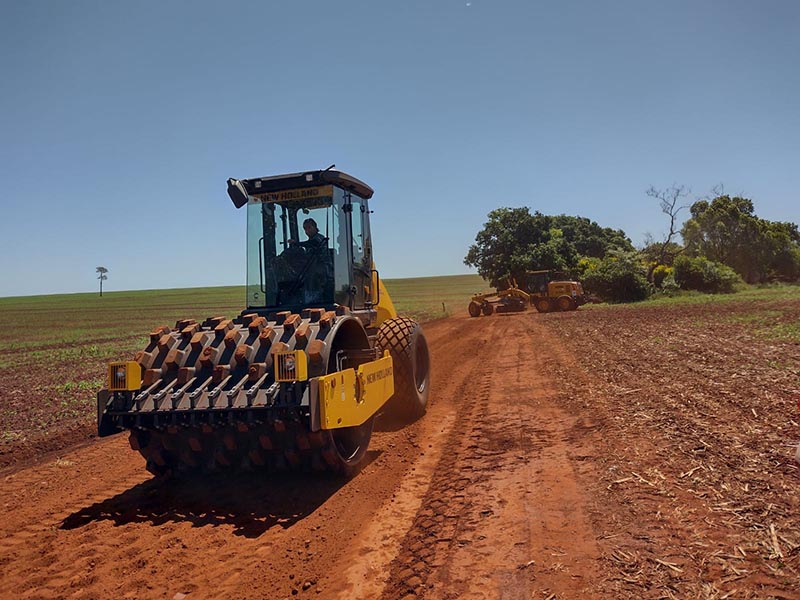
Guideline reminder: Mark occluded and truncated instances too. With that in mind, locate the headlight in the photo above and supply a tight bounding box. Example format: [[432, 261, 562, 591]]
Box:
[[274, 351, 308, 382], [107, 361, 142, 391]]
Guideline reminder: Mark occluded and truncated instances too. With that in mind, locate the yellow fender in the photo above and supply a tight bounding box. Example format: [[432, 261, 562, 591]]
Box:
[[315, 351, 394, 429]]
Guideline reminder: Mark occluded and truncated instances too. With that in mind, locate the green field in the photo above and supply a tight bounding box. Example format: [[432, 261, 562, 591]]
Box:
[[384, 274, 487, 321], [0, 274, 487, 355]]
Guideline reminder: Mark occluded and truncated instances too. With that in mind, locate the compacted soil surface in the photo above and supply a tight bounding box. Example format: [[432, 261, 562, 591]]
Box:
[[1, 300, 799, 599]]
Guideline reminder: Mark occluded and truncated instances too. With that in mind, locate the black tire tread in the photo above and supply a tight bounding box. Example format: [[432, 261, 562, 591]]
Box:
[[556, 295, 575, 312], [376, 317, 429, 421]]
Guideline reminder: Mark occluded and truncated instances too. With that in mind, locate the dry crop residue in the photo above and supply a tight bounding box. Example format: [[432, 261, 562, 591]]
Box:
[[536, 297, 800, 599]]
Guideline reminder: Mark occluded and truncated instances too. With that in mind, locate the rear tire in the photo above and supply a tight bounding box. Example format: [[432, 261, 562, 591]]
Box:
[[535, 297, 553, 313], [481, 303, 494, 316], [376, 317, 431, 422], [556, 295, 575, 311]]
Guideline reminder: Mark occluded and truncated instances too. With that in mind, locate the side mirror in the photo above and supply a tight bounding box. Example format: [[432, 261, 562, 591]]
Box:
[[227, 178, 249, 208]]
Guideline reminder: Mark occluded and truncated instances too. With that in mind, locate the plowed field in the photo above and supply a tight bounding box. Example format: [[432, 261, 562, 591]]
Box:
[[2, 295, 799, 599]]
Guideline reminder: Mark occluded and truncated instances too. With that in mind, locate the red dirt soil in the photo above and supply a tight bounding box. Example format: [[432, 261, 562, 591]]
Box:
[[1, 306, 799, 599]]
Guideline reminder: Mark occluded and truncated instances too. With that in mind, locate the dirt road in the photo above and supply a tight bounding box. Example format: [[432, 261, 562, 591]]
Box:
[[1, 310, 798, 599]]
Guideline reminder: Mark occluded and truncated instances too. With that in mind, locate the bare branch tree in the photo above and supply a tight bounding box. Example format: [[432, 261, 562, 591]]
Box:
[[696, 183, 725, 203], [644, 185, 690, 282], [96, 266, 108, 297]]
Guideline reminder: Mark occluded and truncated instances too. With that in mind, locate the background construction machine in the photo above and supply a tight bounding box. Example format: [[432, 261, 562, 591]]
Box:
[[522, 269, 593, 313], [467, 281, 531, 317], [97, 168, 431, 478]]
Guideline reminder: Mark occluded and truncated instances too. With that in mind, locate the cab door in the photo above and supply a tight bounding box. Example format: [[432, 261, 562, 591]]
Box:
[[345, 192, 372, 310]]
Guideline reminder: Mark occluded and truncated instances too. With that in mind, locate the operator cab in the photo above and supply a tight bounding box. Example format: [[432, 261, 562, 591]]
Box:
[[227, 169, 377, 321]]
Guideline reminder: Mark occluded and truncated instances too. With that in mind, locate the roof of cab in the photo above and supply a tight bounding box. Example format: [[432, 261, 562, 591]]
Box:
[[237, 169, 374, 200]]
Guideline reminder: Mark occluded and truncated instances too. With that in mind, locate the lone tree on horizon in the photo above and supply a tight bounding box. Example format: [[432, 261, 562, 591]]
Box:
[[96, 266, 108, 297]]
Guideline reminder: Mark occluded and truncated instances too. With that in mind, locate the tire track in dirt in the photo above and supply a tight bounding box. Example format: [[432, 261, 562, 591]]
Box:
[[375, 339, 499, 599], [0, 440, 152, 599], [328, 319, 491, 598], [378, 314, 602, 599]]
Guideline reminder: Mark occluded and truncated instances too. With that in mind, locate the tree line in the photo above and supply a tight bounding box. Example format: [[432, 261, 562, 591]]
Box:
[[464, 188, 800, 303]]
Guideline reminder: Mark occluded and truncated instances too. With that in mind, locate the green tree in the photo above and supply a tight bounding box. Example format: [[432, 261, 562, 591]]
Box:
[[682, 195, 800, 282], [761, 220, 800, 281], [672, 255, 741, 293], [464, 208, 632, 287], [96, 266, 108, 297], [581, 250, 651, 303], [549, 215, 633, 258]]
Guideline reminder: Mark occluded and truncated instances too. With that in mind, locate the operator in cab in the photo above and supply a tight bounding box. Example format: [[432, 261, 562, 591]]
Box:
[[286, 217, 331, 305], [290, 218, 326, 250]]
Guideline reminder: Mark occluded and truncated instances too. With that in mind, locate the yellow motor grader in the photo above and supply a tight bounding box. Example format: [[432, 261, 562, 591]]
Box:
[[97, 168, 431, 478], [467, 281, 531, 317], [523, 269, 593, 313]]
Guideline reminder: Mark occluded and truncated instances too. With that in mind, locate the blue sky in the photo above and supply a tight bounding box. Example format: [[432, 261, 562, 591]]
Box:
[[1, 1, 798, 297]]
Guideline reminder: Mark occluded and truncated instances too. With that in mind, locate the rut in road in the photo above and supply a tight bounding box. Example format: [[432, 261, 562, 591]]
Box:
[[378, 314, 601, 600]]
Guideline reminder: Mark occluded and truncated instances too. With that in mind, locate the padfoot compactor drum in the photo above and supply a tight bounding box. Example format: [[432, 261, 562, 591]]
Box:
[[97, 168, 430, 478]]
